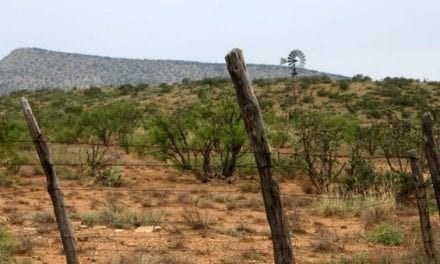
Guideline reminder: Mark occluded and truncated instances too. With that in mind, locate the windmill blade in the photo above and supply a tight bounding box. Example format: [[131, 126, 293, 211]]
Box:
[[285, 49, 306, 76], [287, 52, 297, 62]]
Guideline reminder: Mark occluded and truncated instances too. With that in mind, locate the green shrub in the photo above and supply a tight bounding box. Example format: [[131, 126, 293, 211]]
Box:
[[194, 77, 230, 87], [0, 227, 15, 262], [341, 154, 379, 194], [299, 75, 332, 85], [269, 131, 290, 148], [0, 174, 13, 187], [280, 96, 297, 109], [364, 222, 404, 246], [302, 94, 314, 104], [382, 77, 414, 87], [339, 80, 351, 91], [317, 88, 330, 97], [95, 167, 124, 187], [80, 213, 99, 227], [352, 74, 372, 82], [374, 85, 402, 98], [83, 87, 102, 96], [159, 83, 173, 94]]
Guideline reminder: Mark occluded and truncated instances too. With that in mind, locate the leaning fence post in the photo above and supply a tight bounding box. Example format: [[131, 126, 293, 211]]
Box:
[[21, 97, 79, 264], [225, 48, 295, 264], [407, 149, 438, 264], [422, 112, 440, 219]]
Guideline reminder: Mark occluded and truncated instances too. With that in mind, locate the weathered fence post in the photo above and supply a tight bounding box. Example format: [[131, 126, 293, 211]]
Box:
[[225, 49, 295, 264], [21, 97, 79, 264], [407, 149, 438, 264], [422, 112, 440, 218]]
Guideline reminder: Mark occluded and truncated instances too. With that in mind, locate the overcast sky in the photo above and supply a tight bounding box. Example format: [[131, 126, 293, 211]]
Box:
[[1, 0, 439, 80]]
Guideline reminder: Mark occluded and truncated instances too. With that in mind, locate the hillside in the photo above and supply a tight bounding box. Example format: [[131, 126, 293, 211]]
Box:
[[0, 48, 346, 93]]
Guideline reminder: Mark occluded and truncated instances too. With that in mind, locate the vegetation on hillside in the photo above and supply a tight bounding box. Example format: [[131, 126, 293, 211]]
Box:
[[0, 76, 439, 196]]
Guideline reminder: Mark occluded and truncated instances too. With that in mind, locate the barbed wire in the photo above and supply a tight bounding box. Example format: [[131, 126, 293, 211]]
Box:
[[0, 186, 403, 202], [0, 139, 416, 159], [0, 231, 428, 248]]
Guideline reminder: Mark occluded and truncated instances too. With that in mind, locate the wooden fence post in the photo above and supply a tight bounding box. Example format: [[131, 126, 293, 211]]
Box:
[[21, 97, 79, 264], [225, 49, 295, 264], [407, 149, 438, 264], [422, 112, 440, 219]]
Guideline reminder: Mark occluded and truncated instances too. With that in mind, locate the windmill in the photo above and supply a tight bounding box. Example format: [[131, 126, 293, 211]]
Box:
[[280, 49, 306, 79], [280, 50, 307, 120]]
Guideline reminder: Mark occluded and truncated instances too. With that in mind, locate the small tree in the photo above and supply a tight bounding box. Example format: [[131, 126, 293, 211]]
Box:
[[295, 111, 347, 193], [209, 95, 247, 178], [377, 112, 419, 199], [0, 119, 26, 174], [341, 128, 391, 195], [111, 102, 142, 153], [145, 94, 248, 181], [145, 106, 195, 170], [78, 102, 142, 176], [357, 124, 382, 156]]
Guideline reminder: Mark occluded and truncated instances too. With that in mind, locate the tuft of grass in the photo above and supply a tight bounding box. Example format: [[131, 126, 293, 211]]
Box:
[[80, 213, 99, 227], [243, 197, 265, 211], [363, 207, 388, 229], [15, 235, 33, 255], [227, 225, 257, 237], [325, 252, 393, 264], [288, 211, 307, 234], [3, 207, 25, 225], [168, 236, 186, 250], [310, 230, 346, 253], [314, 192, 395, 218], [239, 182, 260, 193], [241, 249, 262, 261], [109, 252, 150, 264], [56, 166, 80, 180], [363, 222, 404, 246], [0, 174, 13, 187], [100, 205, 164, 229], [176, 193, 193, 204], [110, 253, 188, 264], [399, 230, 440, 264], [30, 211, 56, 225], [181, 208, 215, 230]]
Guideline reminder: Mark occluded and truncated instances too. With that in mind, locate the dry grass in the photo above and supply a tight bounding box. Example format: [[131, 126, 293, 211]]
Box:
[[99, 205, 165, 229], [363, 207, 389, 229], [313, 191, 395, 218], [30, 211, 56, 225], [310, 229, 346, 253], [181, 208, 216, 230]]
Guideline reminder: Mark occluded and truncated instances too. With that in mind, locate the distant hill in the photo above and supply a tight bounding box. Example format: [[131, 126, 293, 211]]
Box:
[[0, 48, 346, 93]]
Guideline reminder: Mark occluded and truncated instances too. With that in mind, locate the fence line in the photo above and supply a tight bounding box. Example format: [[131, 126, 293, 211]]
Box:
[[1, 229, 414, 242], [0, 187, 403, 201], [1, 139, 417, 159]]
